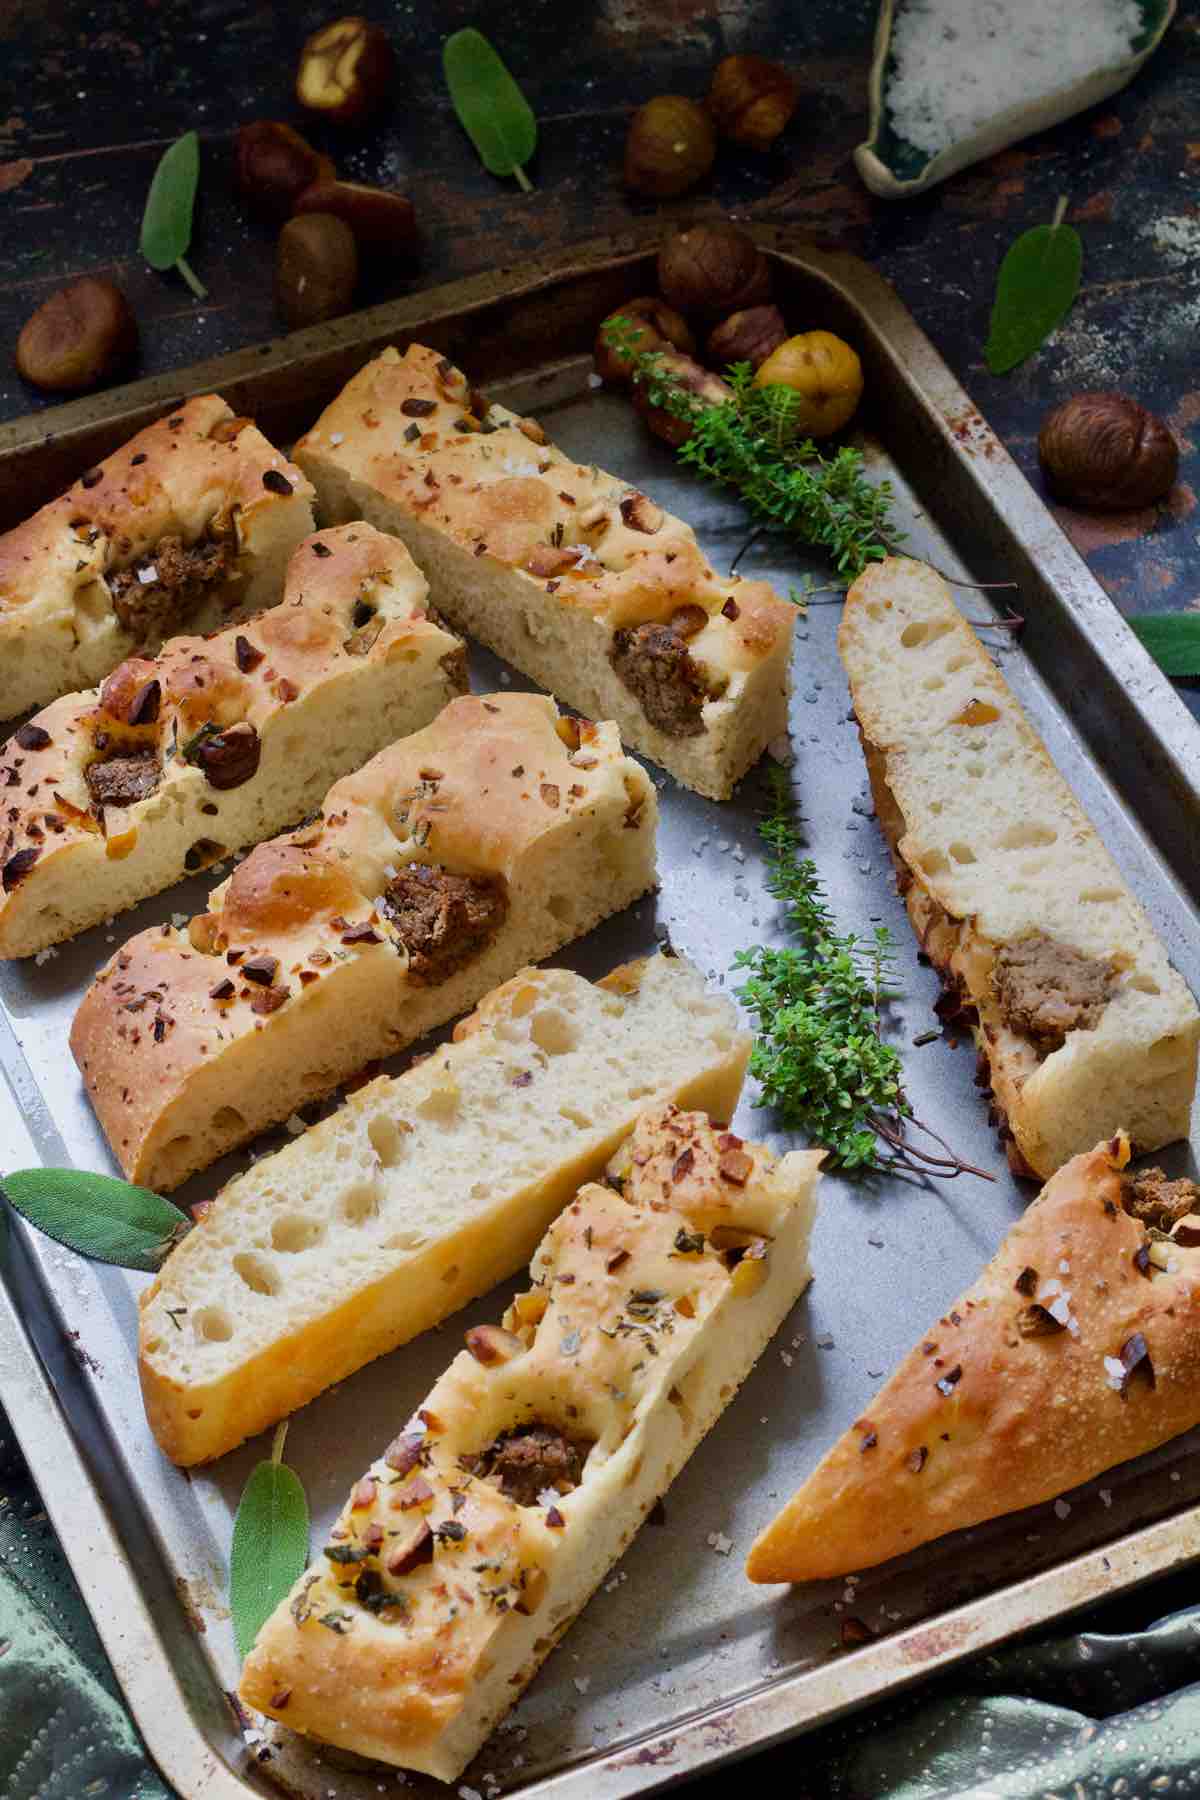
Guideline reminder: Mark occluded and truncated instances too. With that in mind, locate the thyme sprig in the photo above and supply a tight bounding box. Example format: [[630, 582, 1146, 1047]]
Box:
[[733, 770, 990, 1180]]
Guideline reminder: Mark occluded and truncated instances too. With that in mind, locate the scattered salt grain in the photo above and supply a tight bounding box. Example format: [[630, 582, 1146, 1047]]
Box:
[[587, 372, 603, 388], [459, 1785, 482, 1800], [573, 1675, 591, 1694], [816, 1335, 834, 1350], [867, 1233, 885, 1248], [1103, 1355, 1127, 1392], [1099, 1488, 1113, 1508], [780, 1350, 793, 1367], [707, 1531, 733, 1556], [1054, 1498, 1071, 1520], [1059, 1259, 1070, 1274], [171, 913, 188, 929], [330, 432, 344, 446], [33, 946, 58, 966], [284, 1114, 306, 1136], [138, 565, 158, 585]]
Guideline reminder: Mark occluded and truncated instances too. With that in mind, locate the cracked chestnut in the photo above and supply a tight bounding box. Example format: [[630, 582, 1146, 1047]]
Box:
[[1038, 392, 1179, 510]]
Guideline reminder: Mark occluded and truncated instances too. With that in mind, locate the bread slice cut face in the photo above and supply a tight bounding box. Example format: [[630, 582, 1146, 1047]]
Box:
[[138, 952, 750, 1466], [72, 692, 659, 1193], [839, 557, 1198, 1178], [238, 1101, 821, 1781], [0, 397, 315, 719], [747, 1135, 1200, 1583], [0, 525, 466, 957], [293, 344, 795, 800]]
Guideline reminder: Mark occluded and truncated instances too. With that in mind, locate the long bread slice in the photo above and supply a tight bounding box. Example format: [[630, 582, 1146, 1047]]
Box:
[[71, 692, 658, 1192], [139, 953, 748, 1465], [239, 1101, 821, 1780], [839, 557, 1198, 1178], [293, 344, 795, 800], [0, 525, 465, 956], [747, 1136, 1200, 1583]]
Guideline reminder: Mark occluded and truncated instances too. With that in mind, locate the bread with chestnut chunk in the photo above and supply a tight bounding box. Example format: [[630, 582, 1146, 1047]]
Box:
[[0, 397, 315, 720], [293, 344, 795, 800], [239, 1101, 821, 1780], [0, 526, 465, 957], [71, 692, 658, 1191]]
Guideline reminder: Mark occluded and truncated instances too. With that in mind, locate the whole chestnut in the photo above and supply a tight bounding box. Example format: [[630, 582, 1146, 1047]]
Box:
[[275, 212, 359, 329], [15, 277, 138, 393], [595, 296, 696, 385], [657, 222, 772, 322], [706, 304, 788, 370], [296, 16, 395, 126], [292, 179, 417, 259], [755, 331, 864, 438], [1038, 392, 1179, 510], [234, 120, 335, 221], [633, 351, 733, 447], [708, 55, 798, 151], [624, 96, 716, 199]]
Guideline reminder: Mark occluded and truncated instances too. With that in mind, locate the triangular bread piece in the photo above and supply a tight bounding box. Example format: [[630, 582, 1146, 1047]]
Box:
[[747, 1135, 1200, 1583]]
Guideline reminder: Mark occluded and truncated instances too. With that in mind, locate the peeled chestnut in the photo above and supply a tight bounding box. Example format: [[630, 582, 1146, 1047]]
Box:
[[276, 212, 359, 329], [755, 331, 864, 438], [234, 120, 335, 221], [595, 296, 696, 384], [1038, 392, 1179, 510], [16, 277, 138, 393], [292, 179, 417, 259], [708, 55, 798, 151], [657, 222, 772, 322], [624, 96, 716, 199], [706, 304, 788, 370], [296, 16, 394, 126], [633, 351, 733, 447]]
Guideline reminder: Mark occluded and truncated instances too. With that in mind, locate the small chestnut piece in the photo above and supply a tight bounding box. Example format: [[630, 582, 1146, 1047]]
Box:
[[275, 212, 359, 329], [194, 721, 261, 791], [623, 95, 716, 199], [595, 296, 695, 385], [706, 304, 789, 370], [296, 15, 395, 126], [15, 277, 138, 394], [657, 222, 772, 322], [1038, 392, 1179, 510], [234, 120, 335, 221], [708, 55, 798, 151], [633, 351, 733, 447], [292, 179, 417, 259], [755, 330, 864, 438]]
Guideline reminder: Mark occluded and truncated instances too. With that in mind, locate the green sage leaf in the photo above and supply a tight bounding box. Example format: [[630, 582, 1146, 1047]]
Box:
[[231, 1422, 310, 1659], [1, 1167, 190, 1271], [141, 130, 207, 298], [443, 29, 537, 192], [984, 204, 1082, 375], [1129, 612, 1200, 678]]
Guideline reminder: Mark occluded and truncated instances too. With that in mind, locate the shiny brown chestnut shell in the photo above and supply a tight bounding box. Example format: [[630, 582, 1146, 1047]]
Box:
[[657, 222, 772, 323], [706, 304, 788, 370], [707, 55, 798, 151], [594, 296, 696, 384], [1038, 392, 1179, 510], [623, 96, 716, 199], [632, 351, 733, 447]]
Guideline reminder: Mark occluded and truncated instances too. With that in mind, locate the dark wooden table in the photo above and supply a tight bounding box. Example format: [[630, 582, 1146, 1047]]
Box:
[[1, 3, 1198, 1796]]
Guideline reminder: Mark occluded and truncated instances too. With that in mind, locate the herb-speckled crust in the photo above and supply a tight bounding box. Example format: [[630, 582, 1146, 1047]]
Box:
[[70, 692, 658, 1191], [0, 397, 316, 719], [239, 1104, 821, 1782], [748, 1136, 1200, 1584], [0, 525, 466, 957]]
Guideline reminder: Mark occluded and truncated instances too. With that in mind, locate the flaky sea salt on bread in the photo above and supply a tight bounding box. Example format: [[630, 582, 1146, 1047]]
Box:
[[840, 556, 1198, 1178], [0, 397, 315, 720], [293, 344, 795, 800]]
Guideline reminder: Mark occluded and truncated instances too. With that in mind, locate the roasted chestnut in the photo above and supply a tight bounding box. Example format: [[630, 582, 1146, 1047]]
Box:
[[292, 179, 417, 259], [234, 120, 335, 221], [594, 296, 696, 384], [632, 351, 733, 446], [706, 304, 788, 370], [657, 222, 772, 322], [707, 55, 798, 151], [623, 96, 716, 199], [1038, 392, 1179, 510], [296, 16, 395, 126], [275, 212, 359, 328], [15, 278, 138, 393], [193, 721, 261, 790]]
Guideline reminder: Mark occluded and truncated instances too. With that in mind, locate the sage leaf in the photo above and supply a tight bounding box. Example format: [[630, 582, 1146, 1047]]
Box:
[[141, 130, 207, 299], [1129, 613, 1200, 678], [231, 1422, 310, 1659], [1, 1167, 190, 1272], [443, 29, 537, 192], [984, 200, 1081, 375]]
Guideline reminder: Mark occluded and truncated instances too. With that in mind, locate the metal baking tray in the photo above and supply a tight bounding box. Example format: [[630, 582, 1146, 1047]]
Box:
[[1, 231, 1198, 1800]]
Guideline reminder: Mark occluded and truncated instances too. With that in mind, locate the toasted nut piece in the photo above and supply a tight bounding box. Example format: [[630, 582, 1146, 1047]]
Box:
[[293, 179, 417, 259], [188, 913, 222, 955], [578, 501, 610, 531], [718, 1146, 754, 1186], [658, 223, 772, 321], [632, 351, 733, 447], [16, 278, 138, 394], [670, 603, 709, 639], [465, 1324, 525, 1366], [595, 296, 695, 385], [102, 809, 138, 860], [555, 715, 582, 751], [706, 304, 789, 370], [619, 492, 665, 534], [511, 1288, 549, 1327], [275, 212, 358, 329], [728, 1240, 769, 1296], [514, 1563, 548, 1615], [525, 544, 581, 579], [708, 55, 798, 150], [755, 331, 864, 439], [194, 721, 262, 791], [296, 15, 395, 125], [624, 95, 716, 198], [709, 1224, 760, 1252], [234, 121, 335, 220], [386, 1520, 433, 1576]]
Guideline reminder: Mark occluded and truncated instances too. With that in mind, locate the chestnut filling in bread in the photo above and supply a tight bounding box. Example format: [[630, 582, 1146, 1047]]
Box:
[[991, 934, 1117, 1051], [1121, 1168, 1200, 1230], [380, 863, 509, 985], [472, 1422, 593, 1507], [107, 527, 237, 640], [609, 621, 709, 738], [84, 748, 161, 811]]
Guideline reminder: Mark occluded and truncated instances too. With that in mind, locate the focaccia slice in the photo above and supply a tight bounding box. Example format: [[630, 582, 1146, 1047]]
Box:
[[0, 525, 465, 957], [0, 398, 315, 719], [839, 557, 1198, 1178], [747, 1135, 1200, 1583], [239, 1103, 822, 1781], [293, 344, 795, 800], [139, 953, 749, 1466], [71, 693, 657, 1191]]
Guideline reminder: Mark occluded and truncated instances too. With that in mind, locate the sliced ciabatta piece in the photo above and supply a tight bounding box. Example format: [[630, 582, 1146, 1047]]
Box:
[[293, 344, 795, 800], [747, 1136, 1200, 1584], [840, 557, 1198, 1178], [239, 1102, 821, 1779], [0, 397, 315, 720], [0, 525, 465, 957], [71, 693, 657, 1192], [139, 953, 749, 1465]]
